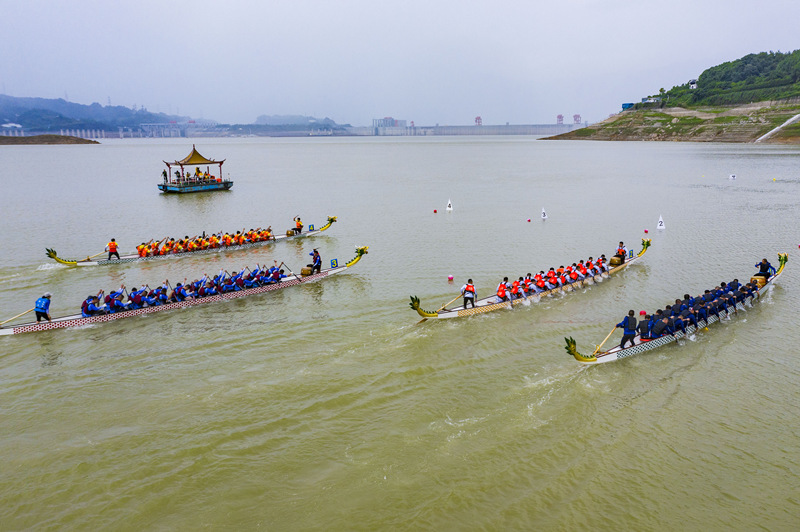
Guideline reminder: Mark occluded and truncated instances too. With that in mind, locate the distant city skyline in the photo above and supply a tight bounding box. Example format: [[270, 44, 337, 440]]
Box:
[[2, 0, 799, 127]]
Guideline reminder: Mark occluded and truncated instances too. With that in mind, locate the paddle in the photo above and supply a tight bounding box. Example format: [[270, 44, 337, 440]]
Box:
[[0, 308, 35, 326], [593, 326, 618, 354], [84, 251, 106, 261]]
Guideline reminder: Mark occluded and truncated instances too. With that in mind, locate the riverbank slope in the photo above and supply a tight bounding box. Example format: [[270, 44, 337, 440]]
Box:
[[547, 100, 800, 143]]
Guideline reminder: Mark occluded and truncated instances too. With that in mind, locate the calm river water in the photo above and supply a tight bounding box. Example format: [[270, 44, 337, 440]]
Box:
[[1, 137, 799, 530]]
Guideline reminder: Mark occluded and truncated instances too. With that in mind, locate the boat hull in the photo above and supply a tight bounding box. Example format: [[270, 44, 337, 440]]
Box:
[[158, 180, 233, 193]]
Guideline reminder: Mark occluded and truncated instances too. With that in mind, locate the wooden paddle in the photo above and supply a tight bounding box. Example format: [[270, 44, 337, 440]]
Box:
[[416, 293, 464, 324], [593, 326, 618, 354], [0, 308, 35, 326]]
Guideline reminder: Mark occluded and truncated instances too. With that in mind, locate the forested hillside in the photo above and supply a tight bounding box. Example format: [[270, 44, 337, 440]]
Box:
[[661, 50, 800, 107]]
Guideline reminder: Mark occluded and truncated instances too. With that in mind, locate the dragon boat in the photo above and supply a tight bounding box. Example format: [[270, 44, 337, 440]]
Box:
[[45, 216, 337, 266], [410, 239, 651, 320], [565, 253, 788, 364], [1, 246, 368, 336]]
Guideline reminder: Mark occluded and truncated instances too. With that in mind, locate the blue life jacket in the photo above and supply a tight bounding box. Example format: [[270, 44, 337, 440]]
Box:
[[35, 297, 50, 313]]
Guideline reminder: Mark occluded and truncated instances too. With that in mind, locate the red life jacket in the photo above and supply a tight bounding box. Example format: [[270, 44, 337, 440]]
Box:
[[537, 279, 546, 289], [570, 271, 579, 280], [496, 283, 506, 298], [579, 265, 588, 275], [464, 284, 475, 294], [616, 247, 625, 256], [107, 241, 118, 253], [511, 281, 520, 294], [534, 274, 542, 282], [586, 261, 594, 270]]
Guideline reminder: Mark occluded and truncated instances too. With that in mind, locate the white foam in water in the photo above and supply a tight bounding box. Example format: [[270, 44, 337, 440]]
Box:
[[36, 263, 69, 272]]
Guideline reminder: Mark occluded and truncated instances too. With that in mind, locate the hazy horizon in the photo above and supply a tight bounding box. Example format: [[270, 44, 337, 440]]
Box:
[[3, 0, 799, 127]]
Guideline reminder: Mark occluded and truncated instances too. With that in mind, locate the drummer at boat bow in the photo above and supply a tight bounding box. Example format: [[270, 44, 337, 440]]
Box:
[[754, 258, 775, 278], [309, 249, 322, 274], [461, 279, 476, 308], [613, 242, 628, 263], [292, 216, 303, 235]]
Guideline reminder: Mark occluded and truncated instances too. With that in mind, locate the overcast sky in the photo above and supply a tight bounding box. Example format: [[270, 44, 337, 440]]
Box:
[[2, 0, 799, 126]]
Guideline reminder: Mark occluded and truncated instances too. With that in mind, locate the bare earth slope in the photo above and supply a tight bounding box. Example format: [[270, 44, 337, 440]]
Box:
[[548, 99, 800, 143]]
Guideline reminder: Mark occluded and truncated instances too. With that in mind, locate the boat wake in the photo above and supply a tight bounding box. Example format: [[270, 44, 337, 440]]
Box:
[[36, 263, 69, 272]]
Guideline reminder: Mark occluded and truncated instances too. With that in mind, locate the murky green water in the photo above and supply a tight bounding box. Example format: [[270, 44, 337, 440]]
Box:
[[1, 137, 799, 529]]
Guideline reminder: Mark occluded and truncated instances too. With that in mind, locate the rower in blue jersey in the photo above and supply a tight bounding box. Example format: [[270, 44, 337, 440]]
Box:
[[34, 292, 52, 322]]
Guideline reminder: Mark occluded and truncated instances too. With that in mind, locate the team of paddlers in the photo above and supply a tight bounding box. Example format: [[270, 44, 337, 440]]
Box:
[[490, 255, 612, 304], [80, 261, 291, 317], [130, 227, 276, 258], [121, 216, 307, 258], [614, 277, 765, 349]]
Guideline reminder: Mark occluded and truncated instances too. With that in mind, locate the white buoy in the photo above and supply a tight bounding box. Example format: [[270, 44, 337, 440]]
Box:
[[657, 215, 665, 230], [729, 174, 736, 180], [446, 199, 453, 212], [541, 208, 547, 220]]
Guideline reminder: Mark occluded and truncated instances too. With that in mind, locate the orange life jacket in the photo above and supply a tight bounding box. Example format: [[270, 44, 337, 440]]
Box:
[[107, 241, 118, 253], [136, 245, 147, 257], [616, 247, 626, 256], [586, 261, 594, 270], [497, 283, 507, 298], [556, 267, 564, 275], [296, 220, 303, 229]]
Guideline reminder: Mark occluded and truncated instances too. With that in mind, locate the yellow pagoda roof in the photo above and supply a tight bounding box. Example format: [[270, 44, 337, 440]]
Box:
[[166, 145, 224, 166]]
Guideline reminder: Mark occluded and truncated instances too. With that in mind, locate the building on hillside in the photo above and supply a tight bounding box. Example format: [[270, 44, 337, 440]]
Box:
[[689, 79, 698, 89]]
